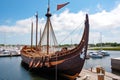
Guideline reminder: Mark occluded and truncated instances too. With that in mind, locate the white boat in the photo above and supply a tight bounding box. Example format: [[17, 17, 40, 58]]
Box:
[[0, 47, 21, 57], [97, 50, 110, 56], [97, 32, 110, 56], [89, 52, 103, 58]]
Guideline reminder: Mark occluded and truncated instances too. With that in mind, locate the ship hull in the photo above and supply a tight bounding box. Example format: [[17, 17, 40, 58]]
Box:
[[21, 52, 84, 76]]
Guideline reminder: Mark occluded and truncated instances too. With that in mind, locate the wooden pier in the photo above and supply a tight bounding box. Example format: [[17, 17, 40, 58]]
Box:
[[76, 68, 120, 80], [111, 57, 120, 71]]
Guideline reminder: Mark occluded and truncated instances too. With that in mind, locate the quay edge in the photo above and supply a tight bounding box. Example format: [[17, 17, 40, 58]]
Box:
[[111, 57, 120, 71]]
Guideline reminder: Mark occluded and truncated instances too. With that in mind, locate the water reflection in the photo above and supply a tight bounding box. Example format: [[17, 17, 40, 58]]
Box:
[[29, 71, 69, 80], [21, 62, 69, 80], [84, 50, 120, 75]]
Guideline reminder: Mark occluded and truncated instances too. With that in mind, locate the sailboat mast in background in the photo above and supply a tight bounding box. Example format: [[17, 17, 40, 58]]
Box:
[[35, 12, 38, 49], [31, 22, 33, 50]]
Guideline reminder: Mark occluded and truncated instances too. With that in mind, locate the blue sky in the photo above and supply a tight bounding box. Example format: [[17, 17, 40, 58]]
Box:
[[0, 0, 120, 45]]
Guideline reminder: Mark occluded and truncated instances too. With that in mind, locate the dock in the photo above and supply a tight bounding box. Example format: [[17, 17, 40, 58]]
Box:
[[0, 54, 21, 57], [111, 57, 120, 71], [76, 68, 120, 80], [0, 53, 20, 57]]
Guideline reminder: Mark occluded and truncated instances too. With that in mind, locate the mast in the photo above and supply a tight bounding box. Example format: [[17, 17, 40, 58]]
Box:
[[39, 28, 42, 48], [46, 0, 51, 54], [31, 22, 33, 50], [35, 12, 38, 49], [100, 32, 102, 50], [39, 0, 57, 54]]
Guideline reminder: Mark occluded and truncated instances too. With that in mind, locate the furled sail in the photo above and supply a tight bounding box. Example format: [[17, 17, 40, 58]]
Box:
[[39, 18, 58, 46], [38, 8, 58, 53]]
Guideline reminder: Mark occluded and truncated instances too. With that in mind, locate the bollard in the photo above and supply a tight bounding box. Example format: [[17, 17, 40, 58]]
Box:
[[101, 68, 105, 75], [98, 73, 104, 80], [90, 67, 93, 72], [96, 67, 101, 73]]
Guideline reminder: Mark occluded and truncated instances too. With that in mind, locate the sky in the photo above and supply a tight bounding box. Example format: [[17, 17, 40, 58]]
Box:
[[0, 0, 120, 45]]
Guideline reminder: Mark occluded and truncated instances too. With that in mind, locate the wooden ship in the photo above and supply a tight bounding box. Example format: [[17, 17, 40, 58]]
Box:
[[20, 1, 89, 78]]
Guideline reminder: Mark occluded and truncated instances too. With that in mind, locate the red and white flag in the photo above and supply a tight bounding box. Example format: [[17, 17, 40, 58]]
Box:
[[57, 2, 70, 10]]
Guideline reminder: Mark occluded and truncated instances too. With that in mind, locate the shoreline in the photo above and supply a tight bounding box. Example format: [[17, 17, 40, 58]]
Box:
[[88, 47, 120, 51]]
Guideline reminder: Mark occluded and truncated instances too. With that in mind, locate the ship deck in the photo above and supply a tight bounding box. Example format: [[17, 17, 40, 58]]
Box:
[[22, 50, 54, 57]]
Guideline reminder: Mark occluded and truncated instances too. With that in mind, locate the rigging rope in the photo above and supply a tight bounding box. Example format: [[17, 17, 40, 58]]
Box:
[[59, 21, 84, 45]]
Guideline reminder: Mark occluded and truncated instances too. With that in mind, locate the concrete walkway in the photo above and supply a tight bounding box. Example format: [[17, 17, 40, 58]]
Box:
[[76, 69, 120, 80]]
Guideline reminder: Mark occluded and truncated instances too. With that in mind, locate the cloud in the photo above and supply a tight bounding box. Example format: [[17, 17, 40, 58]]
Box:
[[0, 17, 46, 34], [90, 4, 120, 30], [0, 18, 31, 33], [52, 9, 85, 32], [0, 4, 120, 44], [89, 4, 120, 43]]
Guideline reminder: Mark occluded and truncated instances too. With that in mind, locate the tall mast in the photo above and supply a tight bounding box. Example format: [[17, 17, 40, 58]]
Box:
[[46, 0, 51, 54], [100, 32, 102, 50], [39, 28, 41, 49], [35, 12, 38, 49], [31, 22, 33, 50]]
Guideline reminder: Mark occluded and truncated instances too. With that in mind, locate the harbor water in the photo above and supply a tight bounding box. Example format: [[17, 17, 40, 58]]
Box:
[[0, 50, 120, 80], [84, 50, 120, 76]]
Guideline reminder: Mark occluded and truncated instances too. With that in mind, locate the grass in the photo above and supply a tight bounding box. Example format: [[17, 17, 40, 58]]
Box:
[[88, 46, 120, 51]]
